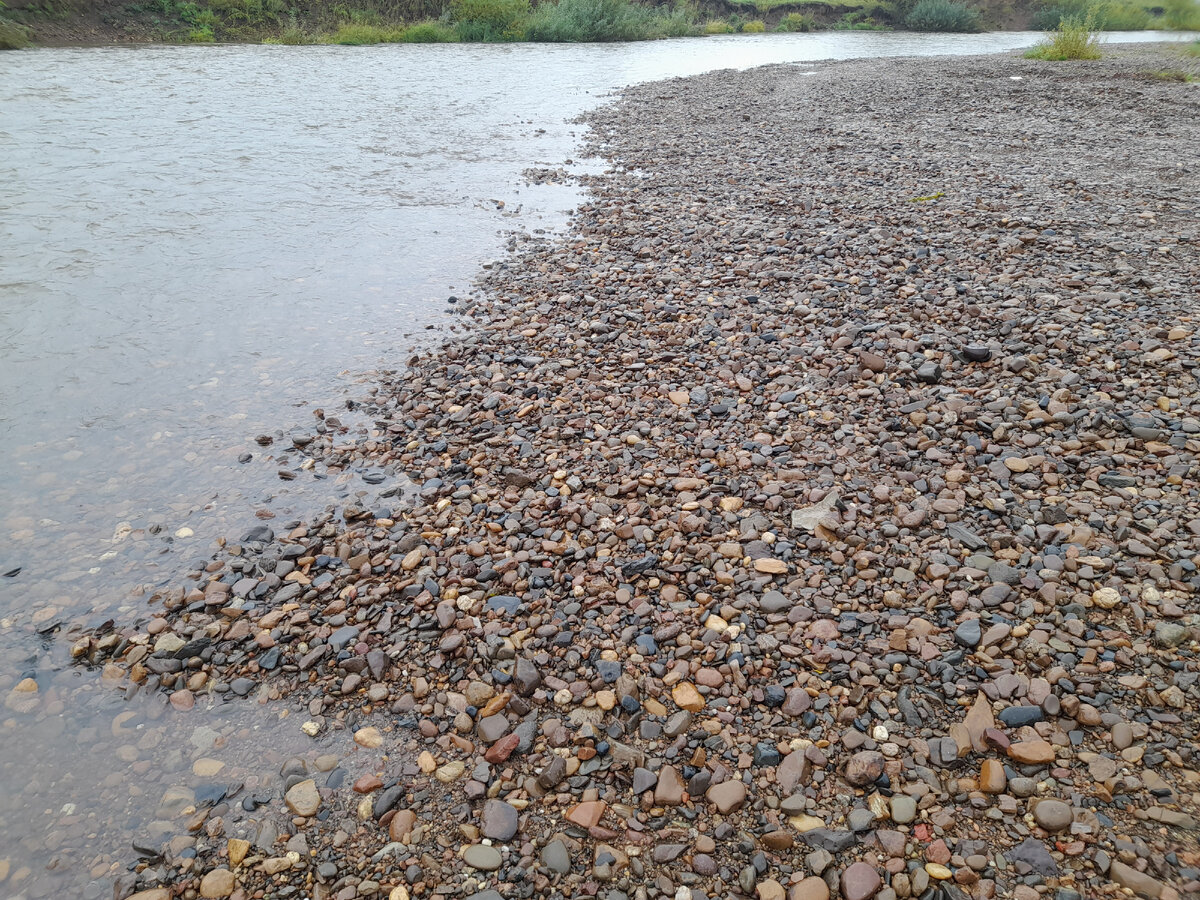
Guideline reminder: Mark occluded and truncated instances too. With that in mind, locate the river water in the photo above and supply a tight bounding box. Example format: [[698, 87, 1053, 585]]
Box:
[[0, 30, 1183, 898]]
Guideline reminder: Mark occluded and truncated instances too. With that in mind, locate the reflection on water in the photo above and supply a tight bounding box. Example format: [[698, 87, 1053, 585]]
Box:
[[0, 29, 1184, 898]]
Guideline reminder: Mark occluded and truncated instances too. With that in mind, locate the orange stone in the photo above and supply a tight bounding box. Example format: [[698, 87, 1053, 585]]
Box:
[[1008, 740, 1056, 765], [979, 759, 1006, 793], [672, 682, 705, 712], [565, 800, 607, 828], [479, 693, 511, 717], [388, 809, 417, 842]]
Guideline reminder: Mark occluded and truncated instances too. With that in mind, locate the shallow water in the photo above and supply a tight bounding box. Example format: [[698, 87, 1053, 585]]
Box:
[[0, 29, 1185, 898]]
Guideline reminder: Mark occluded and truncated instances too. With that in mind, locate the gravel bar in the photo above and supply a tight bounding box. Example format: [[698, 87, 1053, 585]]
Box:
[[69, 45, 1200, 900]]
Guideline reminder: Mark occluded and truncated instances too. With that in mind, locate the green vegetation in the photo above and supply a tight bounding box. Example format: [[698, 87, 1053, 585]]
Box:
[[1146, 67, 1196, 78], [23, 0, 1189, 47], [775, 10, 815, 29], [524, 0, 695, 41], [329, 21, 405, 40], [909, 190, 945, 201], [1163, 0, 1200, 28], [904, 0, 980, 31], [1031, 0, 1200, 31], [399, 18, 456, 37], [0, 0, 32, 47], [450, 0, 526, 39], [1025, 10, 1103, 58], [1187, 39, 1200, 54], [1032, 0, 1145, 30], [833, 10, 890, 27]]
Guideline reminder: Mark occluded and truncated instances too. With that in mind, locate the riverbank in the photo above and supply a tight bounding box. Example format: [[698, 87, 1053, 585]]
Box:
[[68, 44, 1200, 900], [4, 0, 1198, 48]]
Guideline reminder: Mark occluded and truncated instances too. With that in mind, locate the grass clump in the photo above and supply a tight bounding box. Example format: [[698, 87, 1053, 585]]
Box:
[[1146, 67, 1195, 79], [524, 0, 652, 41], [1025, 10, 1102, 59], [775, 10, 815, 29], [328, 21, 405, 41], [451, 0, 528, 40], [703, 18, 734, 31], [741, 17, 765, 30], [268, 15, 320, 41], [1163, 0, 1200, 29], [0, 0, 31, 47], [1031, 0, 1149, 31], [1187, 39, 1200, 54], [400, 19, 457, 39], [904, 0, 980, 31]]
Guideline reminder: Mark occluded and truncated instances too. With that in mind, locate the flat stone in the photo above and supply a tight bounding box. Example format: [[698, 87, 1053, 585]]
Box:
[[706, 779, 747, 813], [845, 750, 885, 787], [672, 682, 705, 712], [1033, 799, 1073, 832], [1006, 837, 1058, 876], [632, 767, 657, 793], [480, 799, 519, 842], [389, 809, 417, 842], [476, 714, 508, 743], [227, 839, 250, 868], [354, 726, 383, 749], [778, 749, 811, 793], [980, 759, 1007, 793], [565, 799, 607, 828], [540, 839, 571, 874], [284, 779, 320, 817], [199, 868, 235, 899], [761, 590, 791, 613], [789, 876, 830, 900], [1009, 740, 1056, 765], [1109, 861, 1166, 897], [513, 657, 542, 695], [840, 861, 881, 900], [890, 795, 917, 824], [954, 619, 981, 647], [655, 765, 686, 805], [463, 844, 502, 871]]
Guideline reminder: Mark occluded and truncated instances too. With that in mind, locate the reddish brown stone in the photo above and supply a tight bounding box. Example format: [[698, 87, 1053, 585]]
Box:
[[484, 733, 520, 764], [565, 800, 607, 828], [352, 774, 383, 794]]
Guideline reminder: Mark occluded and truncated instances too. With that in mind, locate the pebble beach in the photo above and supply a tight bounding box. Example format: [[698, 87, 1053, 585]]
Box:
[[28, 44, 1200, 900]]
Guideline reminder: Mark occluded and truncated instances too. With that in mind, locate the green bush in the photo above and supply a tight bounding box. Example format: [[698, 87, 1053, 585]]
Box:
[[0, 17, 30, 47], [208, 0, 285, 25], [837, 13, 888, 27], [452, 0, 528, 39], [649, 2, 700, 36], [1163, 0, 1200, 28], [525, 0, 654, 41], [1025, 10, 1102, 58], [741, 16, 765, 29], [328, 21, 405, 41], [775, 10, 815, 29], [0, 0, 30, 47], [904, 0, 980, 30], [401, 19, 457, 38], [1032, 0, 1150, 30], [270, 14, 320, 41], [187, 23, 216, 38], [703, 18, 734, 31]]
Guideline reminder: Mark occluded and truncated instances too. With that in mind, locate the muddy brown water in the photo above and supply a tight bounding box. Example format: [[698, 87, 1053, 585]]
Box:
[[0, 30, 1185, 899]]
